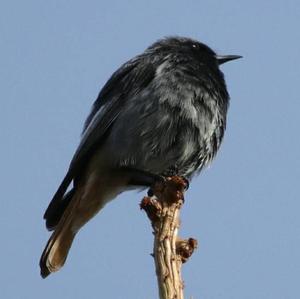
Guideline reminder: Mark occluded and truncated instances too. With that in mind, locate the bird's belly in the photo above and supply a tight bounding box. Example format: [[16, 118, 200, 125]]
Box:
[[105, 122, 208, 177], [103, 97, 222, 177]]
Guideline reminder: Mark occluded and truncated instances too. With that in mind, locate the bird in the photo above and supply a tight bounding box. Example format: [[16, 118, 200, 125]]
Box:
[[40, 36, 241, 278]]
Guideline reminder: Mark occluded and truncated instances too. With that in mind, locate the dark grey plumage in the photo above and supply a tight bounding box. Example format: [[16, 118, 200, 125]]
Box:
[[78, 37, 231, 177], [40, 36, 240, 278]]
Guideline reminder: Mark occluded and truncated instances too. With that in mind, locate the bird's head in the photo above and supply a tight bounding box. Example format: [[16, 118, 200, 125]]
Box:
[[147, 36, 242, 67]]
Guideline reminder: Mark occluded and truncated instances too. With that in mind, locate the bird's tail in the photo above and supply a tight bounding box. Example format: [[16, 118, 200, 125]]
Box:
[[40, 172, 126, 278], [40, 196, 79, 278]]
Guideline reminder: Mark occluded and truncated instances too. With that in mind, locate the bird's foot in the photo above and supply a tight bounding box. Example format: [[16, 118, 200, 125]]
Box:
[[148, 175, 188, 204], [162, 166, 190, 191]]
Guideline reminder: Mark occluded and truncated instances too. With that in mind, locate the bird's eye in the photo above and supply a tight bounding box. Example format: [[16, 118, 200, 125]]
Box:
[[192, 44, 197, 48]]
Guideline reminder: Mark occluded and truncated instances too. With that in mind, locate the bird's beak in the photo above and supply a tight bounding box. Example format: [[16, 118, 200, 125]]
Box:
[[216, 55, 242, 65]]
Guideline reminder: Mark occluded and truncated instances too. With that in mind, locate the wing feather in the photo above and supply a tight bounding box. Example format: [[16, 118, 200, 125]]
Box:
[[44, 55, 155, 226]]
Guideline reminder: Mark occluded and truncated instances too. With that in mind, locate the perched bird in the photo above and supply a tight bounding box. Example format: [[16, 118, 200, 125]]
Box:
[[40, 36, 241, 278]]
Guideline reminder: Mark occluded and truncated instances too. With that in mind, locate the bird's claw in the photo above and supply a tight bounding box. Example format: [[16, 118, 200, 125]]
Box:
[[147, 175, 166, 197], [182, 177, 189, 191]]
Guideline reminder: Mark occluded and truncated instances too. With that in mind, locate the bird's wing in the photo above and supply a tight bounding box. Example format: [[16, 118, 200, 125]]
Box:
[[44, 55, 156, 226]]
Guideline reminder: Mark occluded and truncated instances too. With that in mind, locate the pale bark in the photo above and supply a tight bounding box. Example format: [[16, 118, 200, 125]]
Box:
[[141, 176, 197, 299]]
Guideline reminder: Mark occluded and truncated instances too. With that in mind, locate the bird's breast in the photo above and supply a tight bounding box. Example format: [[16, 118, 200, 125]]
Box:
[[103, 78, 226, 177]]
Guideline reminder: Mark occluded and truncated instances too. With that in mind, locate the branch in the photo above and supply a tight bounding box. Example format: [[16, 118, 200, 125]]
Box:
[[141, 176, 198, 299]]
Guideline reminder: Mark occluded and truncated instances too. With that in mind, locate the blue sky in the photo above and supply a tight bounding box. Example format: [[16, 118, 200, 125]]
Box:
[[1, 1, 300, 298]]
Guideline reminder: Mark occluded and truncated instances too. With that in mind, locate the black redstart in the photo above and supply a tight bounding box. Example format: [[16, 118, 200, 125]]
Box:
[[40, 36, 241, 278]]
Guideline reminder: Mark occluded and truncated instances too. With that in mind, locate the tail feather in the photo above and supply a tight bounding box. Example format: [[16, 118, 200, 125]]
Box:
[[40, 172, 124, 278], [45, 189, 75, 231], [40, 225, 76, 278], [43, 171, 73, 225], [40, 194, 79, 278]]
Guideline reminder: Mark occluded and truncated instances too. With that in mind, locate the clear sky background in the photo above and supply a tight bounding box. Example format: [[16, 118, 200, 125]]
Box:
[[1, 1, 299, 298]]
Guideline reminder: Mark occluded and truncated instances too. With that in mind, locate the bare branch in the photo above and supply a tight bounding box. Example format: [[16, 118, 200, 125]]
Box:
[[141, 176, 197, 299]]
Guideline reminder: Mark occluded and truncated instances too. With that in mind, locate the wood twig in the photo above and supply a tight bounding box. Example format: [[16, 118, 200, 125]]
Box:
[[141, 176, 198, 299]]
